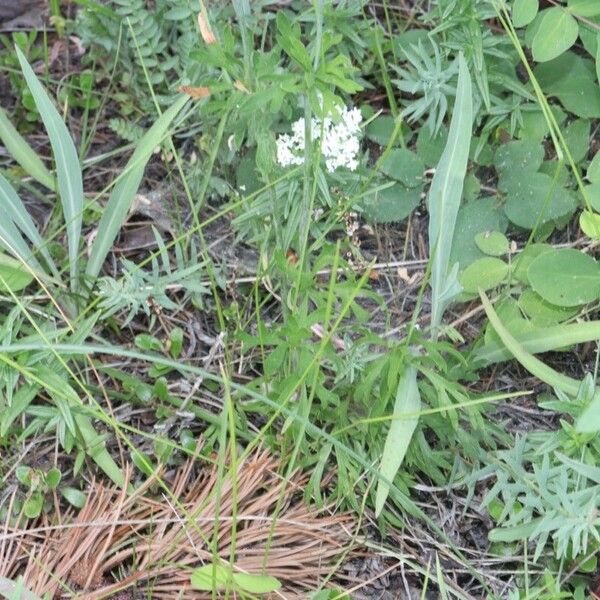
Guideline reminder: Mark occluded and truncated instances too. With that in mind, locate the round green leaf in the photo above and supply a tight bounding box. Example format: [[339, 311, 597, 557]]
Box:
[[61, 487, 86, 508], [379, 148, 424, 188], [363, 182, 421, 223], [416, 125, 448, 167], [513, 243, 553, 283], [587, 151, 600, 183], [528, 248, 600, 306], [0, 253, 34, 292], [494, 140, 544, 174], [580, 210, 600, 239], [563, 119, 590, 164], [568, 0, 600, 17], [450, 197, 508, 269], [233, 573, 282, 594], [460, 257, 509, 293], [475, 231, 510, 256], [513, 0, 539, 28], [45, 468, 61, 490], [191, 565, 228, 591], [500, 172, 576, 229], [518, 289, 578, 325], [532, 8, 579, 63], [584, 183, 600, 211], [24, 492, 43, 519], [366, 115, 401, 147]]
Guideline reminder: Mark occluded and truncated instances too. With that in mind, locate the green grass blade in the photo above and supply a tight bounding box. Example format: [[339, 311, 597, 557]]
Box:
[[0, 107, 55, 190], [479, 290, 580, 396], [428, 53, 473, 332], [86, 94, 188, 280], [0, 173, 58, 276], [475, 320, 600, 364], [16, 46, 84, 291], [0, 182, 44, 273], [375, 363, 421, 517]]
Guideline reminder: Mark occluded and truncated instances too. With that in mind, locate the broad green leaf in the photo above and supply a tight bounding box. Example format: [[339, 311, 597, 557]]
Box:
[[513, 0, 539, 27], [16, 47, 84, 291], [428, 53, 473, 331], [587, 150, 600, 183], [459, 257, 509, 293], [500, 172, 576, 229], [480, 290, 580, 395], [24, 492, 43, 519], [366, 115, 401, 147], [568, 0, 600, 17], [416, 124, 448, 167], [576, 388, 600, 432], [0, 107, 54, 190], [584, 183, 600, 211], [494, 140, 544, 173], [379, 148, 424, 188], [86, 95, 188, 279], [450, 197, 508, 269], [191, 565, 229, 591], [0, 253, 34, 292], [532, 8, 579, 62], [596, 33, 600, 84], [528, 248, 600, 307], [61, 486, 86, 508], [562, 119, 590, 163], [474, 231, 509, 256], [0, 173, 58, 276], [580, 210, 600, 239], [363, 182, 421, 223], [534, 53, 600, 118], [476, 320, 600, 364], [518, 290, 578, 325], [375, 364, 421, 517], [513, 243, 553, 283], [233, 573, 281, 594]]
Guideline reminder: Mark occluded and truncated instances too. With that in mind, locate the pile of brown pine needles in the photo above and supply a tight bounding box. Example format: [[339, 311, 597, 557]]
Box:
[[1, 449, 356, 599]]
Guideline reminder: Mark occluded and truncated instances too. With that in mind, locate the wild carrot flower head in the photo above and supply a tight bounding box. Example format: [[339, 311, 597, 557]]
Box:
[[276, 105, 362, 172]]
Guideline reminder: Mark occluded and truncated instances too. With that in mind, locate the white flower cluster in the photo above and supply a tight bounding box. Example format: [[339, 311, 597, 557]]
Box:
[[276, 106, 362, 172]]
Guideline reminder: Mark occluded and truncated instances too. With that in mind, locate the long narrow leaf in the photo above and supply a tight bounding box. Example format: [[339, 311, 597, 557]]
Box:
[[475, 320, 600, 364], [86, 95, 188, 280], [0, 192, 44, 273], [0, 173, 58, 276], [479, 290, 580, 396], [375, 363, 421, 517], [0, 107, 55, 190], [16, 46, 84, 291], [428, 53, 473, 332]]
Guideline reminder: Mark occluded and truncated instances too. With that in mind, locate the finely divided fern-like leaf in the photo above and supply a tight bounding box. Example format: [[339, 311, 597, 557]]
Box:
[[428, 53, 473, 333]]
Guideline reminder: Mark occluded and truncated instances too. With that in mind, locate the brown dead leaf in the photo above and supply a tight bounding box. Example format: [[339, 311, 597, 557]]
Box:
[[178, 85, 211, 99], [198, 8, 217, 44]]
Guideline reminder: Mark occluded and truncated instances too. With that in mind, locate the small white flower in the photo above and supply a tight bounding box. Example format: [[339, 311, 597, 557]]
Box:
[[276, 105, 362, 172]]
